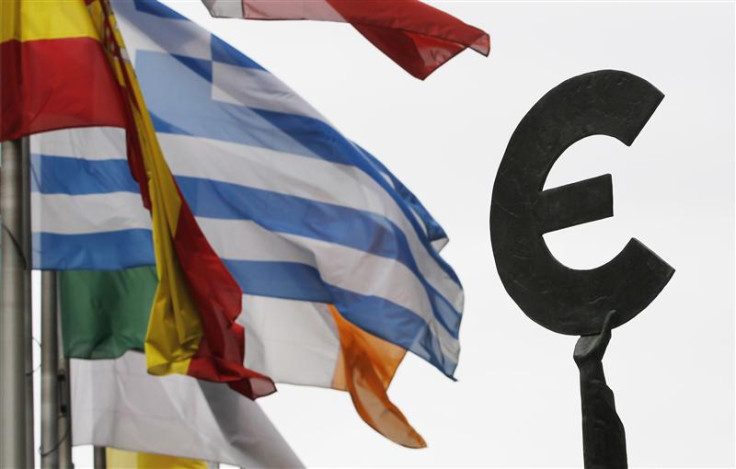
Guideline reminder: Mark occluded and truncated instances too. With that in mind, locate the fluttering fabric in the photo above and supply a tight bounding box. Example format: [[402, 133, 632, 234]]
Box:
[[72, 352, 303, 467], [33, 0, 464, 446], [203, 0, 490, 79]]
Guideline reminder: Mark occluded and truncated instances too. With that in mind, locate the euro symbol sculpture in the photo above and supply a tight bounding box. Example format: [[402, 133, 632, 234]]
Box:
[[490, 70, 675, 468]]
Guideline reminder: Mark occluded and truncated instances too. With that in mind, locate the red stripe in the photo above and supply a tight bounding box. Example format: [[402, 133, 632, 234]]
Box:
[[174, 197, 276, 398], [326, 0, 490, 79], [0, 38, 126, 141], [325, 0, 489, 52]]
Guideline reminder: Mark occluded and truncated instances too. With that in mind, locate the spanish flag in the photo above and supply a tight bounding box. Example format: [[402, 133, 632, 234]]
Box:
[[2, 0, 274, 399], [0, 0, 125, 139]]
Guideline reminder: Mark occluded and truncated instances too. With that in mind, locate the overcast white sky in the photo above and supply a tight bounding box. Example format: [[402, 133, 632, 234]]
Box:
[[57, 1, 734, 467]]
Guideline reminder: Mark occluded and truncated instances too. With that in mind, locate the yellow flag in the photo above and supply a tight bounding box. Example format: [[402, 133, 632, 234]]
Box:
[[106, 448, 209, 469]]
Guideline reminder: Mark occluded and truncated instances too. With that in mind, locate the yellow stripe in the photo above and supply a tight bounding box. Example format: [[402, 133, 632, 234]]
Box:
[[145, 167, 197, 376], [1, 0, 99, 43]]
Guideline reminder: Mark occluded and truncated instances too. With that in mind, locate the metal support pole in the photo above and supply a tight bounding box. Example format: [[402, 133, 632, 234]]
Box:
[[1, 138, 30, 468], [22, 136, 35, 468], [41, 271, 59, 469], [57, 356, 73, 469], [94, 446, 107, 469], [57, 275, 73, 469]]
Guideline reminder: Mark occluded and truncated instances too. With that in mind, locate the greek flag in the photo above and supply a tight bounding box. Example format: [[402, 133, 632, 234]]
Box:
[[31, 0, 463, 377]]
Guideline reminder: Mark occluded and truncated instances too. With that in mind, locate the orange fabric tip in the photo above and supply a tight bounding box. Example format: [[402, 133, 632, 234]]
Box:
[[329, 305, 426, 449]]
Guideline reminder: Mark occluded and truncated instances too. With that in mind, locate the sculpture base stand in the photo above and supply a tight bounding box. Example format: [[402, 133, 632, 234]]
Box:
[[574, 312, 627, 469]]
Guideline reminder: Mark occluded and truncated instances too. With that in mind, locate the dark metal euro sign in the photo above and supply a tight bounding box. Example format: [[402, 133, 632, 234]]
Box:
[[490, 70, 675, 336]]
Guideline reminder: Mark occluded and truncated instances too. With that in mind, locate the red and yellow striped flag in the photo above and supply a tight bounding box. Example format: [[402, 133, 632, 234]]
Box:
[[1, 0, 274, 399], [0, 0, 125, 139], [85, 0, 274, 398]]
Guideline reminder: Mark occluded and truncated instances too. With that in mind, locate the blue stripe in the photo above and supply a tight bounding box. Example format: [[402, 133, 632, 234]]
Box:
[[31, 154, 138, 195], [34, 230, 155, 270], [132, 0, 187, 20], [211, 36, 265, 70], [224, 260, 331, 302]]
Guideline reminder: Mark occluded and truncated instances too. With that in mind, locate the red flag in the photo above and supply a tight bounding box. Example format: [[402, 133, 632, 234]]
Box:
[[203, 0, 490, 79]]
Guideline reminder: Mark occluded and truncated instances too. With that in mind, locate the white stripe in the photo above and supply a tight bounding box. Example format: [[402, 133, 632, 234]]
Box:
[[203, 0, 244, 18], [409, 207, 429, 237], [212, 63, 326, 122], [32, 192, 151, 234], [196, 217, 314, 265], [239, 295, 339, 388], [432, 238, 449, 252], [31, 127, 126, 161], [378, 170, 396, 189]]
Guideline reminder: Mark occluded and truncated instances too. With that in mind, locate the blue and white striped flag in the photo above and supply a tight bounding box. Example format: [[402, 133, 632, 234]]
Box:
[[31, 0, 463, 381]]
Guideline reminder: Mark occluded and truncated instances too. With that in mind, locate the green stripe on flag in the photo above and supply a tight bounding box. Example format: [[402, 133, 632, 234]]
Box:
[[60, 266, 156, 359]]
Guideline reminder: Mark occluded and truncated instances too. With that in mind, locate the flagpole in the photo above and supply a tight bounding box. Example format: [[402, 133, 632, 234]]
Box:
[[52, 270, 73, 469], [57, 352, 73, 468], [41, 270, 59, 468], [94, 446, 107, 469], [1, 138, 30, 468], [22, 136, 35, 469], [40, 269, 73, 468]]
